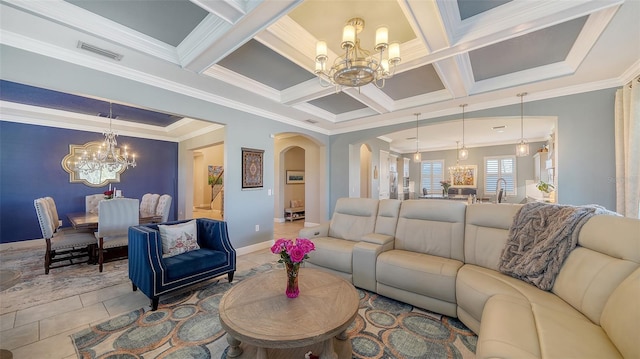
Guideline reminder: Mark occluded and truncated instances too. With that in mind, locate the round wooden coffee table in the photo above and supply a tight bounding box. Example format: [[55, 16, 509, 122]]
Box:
[[219, 267, 359, 359]]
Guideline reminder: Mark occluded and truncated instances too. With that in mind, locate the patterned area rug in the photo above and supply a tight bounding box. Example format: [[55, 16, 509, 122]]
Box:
[[0, 247, 129, 315], [71, 263, 477, 358]]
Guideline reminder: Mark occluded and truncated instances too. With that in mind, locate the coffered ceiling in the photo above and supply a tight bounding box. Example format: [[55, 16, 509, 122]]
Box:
[[0, 0, 638, 152]]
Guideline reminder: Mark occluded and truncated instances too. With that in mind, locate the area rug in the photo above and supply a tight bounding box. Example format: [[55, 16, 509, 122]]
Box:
[[0, 247, 129, 314], [71, 263, 477, 358]]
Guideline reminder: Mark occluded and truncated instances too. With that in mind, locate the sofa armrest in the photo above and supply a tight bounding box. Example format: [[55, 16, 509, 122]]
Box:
[[196, 219, 236, 259], [353, 238, 395, 292], [128, 225, 165, 297], [299, 222, 329, 239], [360, 233, 395, 246]]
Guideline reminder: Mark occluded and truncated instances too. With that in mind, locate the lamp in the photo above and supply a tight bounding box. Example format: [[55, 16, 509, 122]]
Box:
[[458, 104, 469, 160], [315, 18, 400, 89], [515, 92, 530, 157], [74, 102, 137, 175], [413, 113, 421, 163]]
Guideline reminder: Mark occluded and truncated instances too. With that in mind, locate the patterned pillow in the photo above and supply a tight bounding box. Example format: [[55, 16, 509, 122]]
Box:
[[158, 220, 200, 258]]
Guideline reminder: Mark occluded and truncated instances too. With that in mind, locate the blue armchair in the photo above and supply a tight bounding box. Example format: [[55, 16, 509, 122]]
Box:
[[128, 218, 236, 310]]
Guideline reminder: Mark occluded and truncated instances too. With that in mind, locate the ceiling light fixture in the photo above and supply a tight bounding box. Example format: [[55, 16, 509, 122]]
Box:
[[516, 92, 530, 157], [449, 140, 473, 179], [458, 104, 469, 160], [74, 103, 137, 174], [413, 113, 421, 163], [315, 18, 400, 89]]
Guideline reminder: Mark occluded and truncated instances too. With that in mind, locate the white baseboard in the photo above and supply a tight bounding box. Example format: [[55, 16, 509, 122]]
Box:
[[304, 221, 319, 227], [235, 240, 273, 256], [274, 217, 285, 223]]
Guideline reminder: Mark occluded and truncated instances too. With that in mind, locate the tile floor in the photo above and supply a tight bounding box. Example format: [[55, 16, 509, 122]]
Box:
[[0, 220, 304, 359]]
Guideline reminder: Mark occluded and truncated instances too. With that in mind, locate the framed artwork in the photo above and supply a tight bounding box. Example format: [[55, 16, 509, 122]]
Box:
[[286, 170, 305, 184], [241, 147, 264, 189], [450, 165, 477, 188]]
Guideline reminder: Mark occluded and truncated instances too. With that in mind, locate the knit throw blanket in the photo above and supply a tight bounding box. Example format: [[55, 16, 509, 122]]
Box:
[[499, 202, 612, 291]]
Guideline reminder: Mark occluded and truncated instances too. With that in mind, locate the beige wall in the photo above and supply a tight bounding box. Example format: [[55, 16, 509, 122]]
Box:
[[283, 147, 305, 209], [193, 144, 224, 210]]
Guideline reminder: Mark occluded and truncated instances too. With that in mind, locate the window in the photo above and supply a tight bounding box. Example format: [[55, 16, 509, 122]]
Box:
[[420, 160, 445, 194], [484, 155, 517, 196]]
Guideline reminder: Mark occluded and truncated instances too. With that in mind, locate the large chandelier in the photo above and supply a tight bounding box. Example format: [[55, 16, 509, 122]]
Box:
[[314, 18, 400, 89], [74, 103, 137, 175]]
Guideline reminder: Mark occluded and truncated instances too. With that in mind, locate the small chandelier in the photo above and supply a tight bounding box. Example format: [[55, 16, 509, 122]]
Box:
[[458, 104, 469, 160], [515, 92, 530, 157], [75, 103, 137, 175], [315, 18, 400, 89], [413, 113, 421, 163]]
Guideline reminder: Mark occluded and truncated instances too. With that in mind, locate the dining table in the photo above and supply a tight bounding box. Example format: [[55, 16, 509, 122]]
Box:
[[67, 211, 162, 231]]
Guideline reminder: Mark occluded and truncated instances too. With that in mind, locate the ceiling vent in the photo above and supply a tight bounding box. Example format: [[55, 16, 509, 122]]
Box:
[[305, 119, 318, 124], [77, 41, 123, 61], [492, 125, 507, 132]]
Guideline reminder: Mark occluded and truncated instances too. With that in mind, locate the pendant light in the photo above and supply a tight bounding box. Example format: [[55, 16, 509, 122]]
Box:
[[458, 104, 469, 160], [413, 113, 422, 162], [515, 92, 530, 157]]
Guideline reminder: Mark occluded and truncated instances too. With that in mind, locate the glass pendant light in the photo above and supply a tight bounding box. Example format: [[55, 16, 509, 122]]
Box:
[[413, 113, 421, 162], [515, 92, 530, 157], [458, 104, 469, 160]]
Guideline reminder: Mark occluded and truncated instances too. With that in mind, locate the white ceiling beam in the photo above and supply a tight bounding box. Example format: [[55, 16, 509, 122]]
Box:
[[190, 0, 247, 24], [181, 0, 304, 72], [280, 79, 337, 106], [432, 57, 469, 99], [342, 86, 394, 114]]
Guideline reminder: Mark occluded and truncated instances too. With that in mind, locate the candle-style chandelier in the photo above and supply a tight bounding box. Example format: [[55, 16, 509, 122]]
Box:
[[74, 103, 137, 175], [314, 17, 401, 89]]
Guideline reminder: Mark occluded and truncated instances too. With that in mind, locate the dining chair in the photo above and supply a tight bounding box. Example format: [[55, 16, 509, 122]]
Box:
[[140, 193, 160, 217], [86, 194, 104, 214], [155, 194, 172, 223], [34, 198, 95, 274], [95, 198, 139, 272]]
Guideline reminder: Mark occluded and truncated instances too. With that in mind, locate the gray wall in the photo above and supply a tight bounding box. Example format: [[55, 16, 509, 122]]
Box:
[[329, 89, 618, 213]]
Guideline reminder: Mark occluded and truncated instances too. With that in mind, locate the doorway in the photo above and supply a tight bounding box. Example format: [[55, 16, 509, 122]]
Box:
[[192, 143, 224, 220]]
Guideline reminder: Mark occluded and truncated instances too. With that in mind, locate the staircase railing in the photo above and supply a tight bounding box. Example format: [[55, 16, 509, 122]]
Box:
[[210, 170, 224, 218]]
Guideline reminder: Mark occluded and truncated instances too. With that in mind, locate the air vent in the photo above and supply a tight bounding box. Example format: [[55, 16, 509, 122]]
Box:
[[77, 41, 123, 61], [492, 125, 506, 132], [305, 119, 318, 124]]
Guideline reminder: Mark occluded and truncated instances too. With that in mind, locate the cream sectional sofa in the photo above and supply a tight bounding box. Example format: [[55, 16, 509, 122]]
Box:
[[299, 198, 640, 359]]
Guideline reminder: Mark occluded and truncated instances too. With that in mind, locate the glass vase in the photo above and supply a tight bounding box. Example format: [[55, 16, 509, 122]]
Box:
[[285, 262, 300, 298]]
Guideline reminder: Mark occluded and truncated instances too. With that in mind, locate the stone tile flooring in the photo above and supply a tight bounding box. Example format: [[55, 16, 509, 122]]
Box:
[[0, 221, 304, 359]]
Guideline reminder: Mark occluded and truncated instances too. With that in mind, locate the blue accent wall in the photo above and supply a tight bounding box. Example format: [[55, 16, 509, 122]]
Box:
[[0, 121, 178, 243]]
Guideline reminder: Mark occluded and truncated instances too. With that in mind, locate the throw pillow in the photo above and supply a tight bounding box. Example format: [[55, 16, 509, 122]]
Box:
[[158, 220, 200, 258]]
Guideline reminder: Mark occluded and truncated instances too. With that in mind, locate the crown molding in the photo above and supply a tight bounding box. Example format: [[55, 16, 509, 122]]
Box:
[[191, 0, 247, 24], [177, 14, 233, 68], [203, 65, 280, 102]]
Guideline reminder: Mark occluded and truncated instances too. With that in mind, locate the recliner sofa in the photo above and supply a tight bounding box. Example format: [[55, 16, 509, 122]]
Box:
[[300, 198, 639, 359]]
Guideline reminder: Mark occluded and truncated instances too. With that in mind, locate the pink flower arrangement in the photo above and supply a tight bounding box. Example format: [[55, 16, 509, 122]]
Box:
[[271, 238, 315, 265]]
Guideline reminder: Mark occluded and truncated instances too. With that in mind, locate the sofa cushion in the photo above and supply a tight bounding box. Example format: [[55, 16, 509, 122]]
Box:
[[306, 237, 357, 274], [394, 200, 466, 261], [158, 220, 200, 258], [456, 264, 584, 334], [163, 248, 228, 280], [328, 198, 379, 241], [477, 293, 622, 359], [377, 249, 461, 303], [600, 267, 640, 359], [464, 204, 521, 270], [374, 199, 401, 236]]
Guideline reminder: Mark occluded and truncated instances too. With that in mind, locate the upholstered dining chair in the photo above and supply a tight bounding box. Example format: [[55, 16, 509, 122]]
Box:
[[34, 198, 95, 274], [85, 194, 104, 214], [95, 198, 139, 272], [155, 194, 172, 223], [139, 193, 160, 217]]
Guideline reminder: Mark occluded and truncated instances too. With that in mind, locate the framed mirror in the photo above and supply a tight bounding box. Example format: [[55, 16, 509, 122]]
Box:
[[61, 141, 126, 187]]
